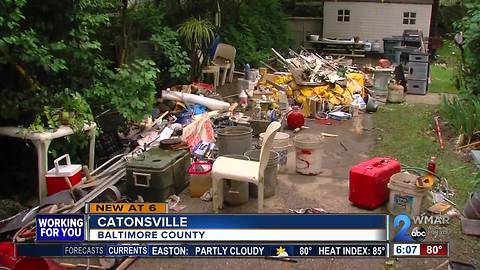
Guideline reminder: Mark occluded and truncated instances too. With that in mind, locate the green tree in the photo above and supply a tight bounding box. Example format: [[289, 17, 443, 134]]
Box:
[[128, 1, 191, 85], [460, 1, 480, 95], [0, 0, 186, 132], [220, 0, 289, 67], [162, 0, 290, 67], [178, 17, 215, 79]]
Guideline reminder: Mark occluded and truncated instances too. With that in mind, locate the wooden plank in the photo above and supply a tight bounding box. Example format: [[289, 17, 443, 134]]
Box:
[[322, 48, 365, 52], [325, 53, 365, 58]]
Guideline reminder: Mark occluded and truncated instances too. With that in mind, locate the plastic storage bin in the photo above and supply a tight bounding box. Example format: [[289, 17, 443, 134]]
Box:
[[407, 79, 428, 95], [188, 162, 212, 198], [349, 157, 401, 209], [408, 62, 429, 80]]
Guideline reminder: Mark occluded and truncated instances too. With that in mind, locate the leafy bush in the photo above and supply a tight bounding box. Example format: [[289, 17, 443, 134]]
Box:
[[178, 17, 215, 79], [440, 95, 480, 144], [440, 2, 480, 146], [0, 0, 69, 123], [220, 0, 289, 67], [439, 2, 466, 35], [144, 0, 291, 68], [151, 29, 190, 79], [28, 90, 94, 132], [457, 1, 480, 95], [129, 1, 191, 84], [86, 59, 159, 121], [0, 0, 175, 130], [163, 0, 219, 27]]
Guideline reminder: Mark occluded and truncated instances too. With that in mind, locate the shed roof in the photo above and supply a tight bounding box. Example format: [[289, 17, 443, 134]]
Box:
[[324, 0, 433, 5]]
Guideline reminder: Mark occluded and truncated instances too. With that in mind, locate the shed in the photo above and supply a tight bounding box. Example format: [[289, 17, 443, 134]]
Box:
[[322, 0, 433, 51]]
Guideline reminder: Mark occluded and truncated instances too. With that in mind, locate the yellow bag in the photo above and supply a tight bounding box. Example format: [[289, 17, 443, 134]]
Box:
[[294, 91, 306, 105], [301, 99, 312, 117], [313, 85, 329, 96], [274, 75, 294, 85], [289, 80, 299, 91], [286, 86, 293, 97], [346, 72, 365, 87], [299, 87, 314, 97]]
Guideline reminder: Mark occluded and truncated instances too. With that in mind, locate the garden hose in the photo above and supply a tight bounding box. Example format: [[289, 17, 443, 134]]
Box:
[[400, 164, 452, 200], [400, 165, 443, 181]]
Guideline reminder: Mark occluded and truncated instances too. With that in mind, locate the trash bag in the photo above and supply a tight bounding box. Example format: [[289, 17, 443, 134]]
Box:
[[181, 113, 215, 151]]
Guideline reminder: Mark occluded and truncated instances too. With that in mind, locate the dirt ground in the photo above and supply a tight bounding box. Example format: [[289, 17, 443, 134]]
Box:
[[130, 114, 389, 270], [125, 82, 452, 269], [4, 79, 465, 269]]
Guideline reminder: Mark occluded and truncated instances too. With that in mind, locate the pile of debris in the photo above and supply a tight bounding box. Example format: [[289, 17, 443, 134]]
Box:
[[263, 48, 368, 118], [272, 48, 350, 85]]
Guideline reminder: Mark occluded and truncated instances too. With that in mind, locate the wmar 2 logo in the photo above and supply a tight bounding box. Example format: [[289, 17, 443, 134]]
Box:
[[393, 214, 427, 242]]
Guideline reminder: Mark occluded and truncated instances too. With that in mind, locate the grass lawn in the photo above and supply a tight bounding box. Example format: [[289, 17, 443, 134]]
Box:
[[373, 103, 477, 207], [429, 64, 458, 94], [373, 103, 479, 267], [429, 40, 461, 94]]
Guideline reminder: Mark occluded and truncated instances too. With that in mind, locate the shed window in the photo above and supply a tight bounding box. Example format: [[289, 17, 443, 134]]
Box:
[[403, 12, 416, 25], [337, 9, 350, 22]]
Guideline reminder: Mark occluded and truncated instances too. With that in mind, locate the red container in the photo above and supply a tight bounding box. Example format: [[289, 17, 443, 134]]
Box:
[[349, 157, 401, 209], [0, 241, 19, 269], [14, 258, 64, 270], [45, 154, 83, 196]]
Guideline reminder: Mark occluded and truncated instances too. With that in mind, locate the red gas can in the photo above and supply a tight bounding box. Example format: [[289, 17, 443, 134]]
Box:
[[349, 157, 401, 209]]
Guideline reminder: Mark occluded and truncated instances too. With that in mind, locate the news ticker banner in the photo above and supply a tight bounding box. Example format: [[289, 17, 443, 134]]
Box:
[[35, 203, 388, 242], [17, 243, 388, 257]]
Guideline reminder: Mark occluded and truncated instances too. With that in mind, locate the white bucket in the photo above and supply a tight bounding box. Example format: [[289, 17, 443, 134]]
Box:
[[388, 172, 427, 217], [293, 134, 323, 175], [259, 132, 290, 173]]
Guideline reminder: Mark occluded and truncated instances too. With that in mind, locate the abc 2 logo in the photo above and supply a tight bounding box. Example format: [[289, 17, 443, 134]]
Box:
[[393, 214, 427, 242]]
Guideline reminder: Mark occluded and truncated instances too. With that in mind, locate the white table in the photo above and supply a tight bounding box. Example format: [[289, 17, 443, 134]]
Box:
[[0, 124, 96, 202]]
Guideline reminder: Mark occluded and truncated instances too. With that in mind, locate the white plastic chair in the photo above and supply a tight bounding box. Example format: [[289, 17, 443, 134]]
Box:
[[201, 65, 220, 90], [198, 50, 220, 90], [211, 121, 281, 213], [212, 43, 236, 85]]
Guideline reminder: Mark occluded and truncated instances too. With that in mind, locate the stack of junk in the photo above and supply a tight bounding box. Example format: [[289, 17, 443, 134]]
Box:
[[266, 48, 369, 119], [0, 46, 446, 269]]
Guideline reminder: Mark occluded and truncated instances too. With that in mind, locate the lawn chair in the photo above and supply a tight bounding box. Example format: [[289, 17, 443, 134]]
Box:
[[211, 121, 281, 213], [199, 49, 220, 90], [212, 43, 236, 85]]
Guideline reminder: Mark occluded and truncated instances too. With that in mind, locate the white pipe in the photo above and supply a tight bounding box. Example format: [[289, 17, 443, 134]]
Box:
[[161, 90, 230, 112]]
